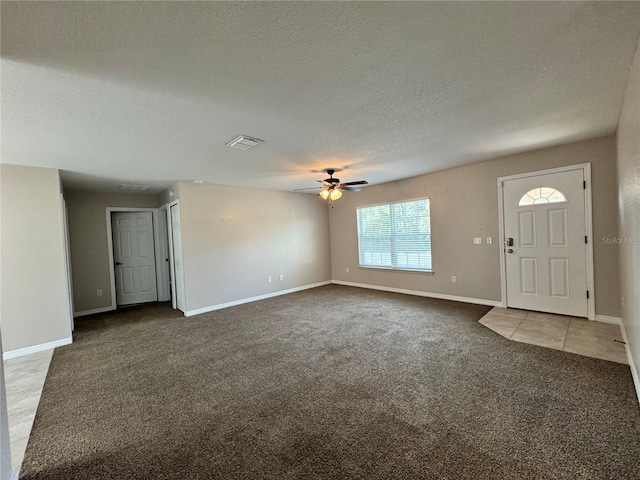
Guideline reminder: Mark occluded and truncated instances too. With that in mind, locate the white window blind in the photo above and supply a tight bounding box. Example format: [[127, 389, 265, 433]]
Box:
[[357, 198, 432, 271]]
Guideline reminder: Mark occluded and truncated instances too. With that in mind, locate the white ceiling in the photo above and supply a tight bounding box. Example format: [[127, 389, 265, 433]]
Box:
[[2, 2, 639, 194]]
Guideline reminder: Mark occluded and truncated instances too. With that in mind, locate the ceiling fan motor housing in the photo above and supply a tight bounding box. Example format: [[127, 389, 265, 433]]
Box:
[[325, 169, 340, 185]]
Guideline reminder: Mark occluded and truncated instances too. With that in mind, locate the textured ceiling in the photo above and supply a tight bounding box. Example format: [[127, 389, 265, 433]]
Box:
[[2, 2, 640, 194]]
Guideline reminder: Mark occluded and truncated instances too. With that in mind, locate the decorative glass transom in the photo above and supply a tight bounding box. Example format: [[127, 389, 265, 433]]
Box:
[[518, 187, 567, 206]]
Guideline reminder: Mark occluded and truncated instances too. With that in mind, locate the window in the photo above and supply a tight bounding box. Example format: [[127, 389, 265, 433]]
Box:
[[518, 187, 567, 206], [357, 198, 432, 271]]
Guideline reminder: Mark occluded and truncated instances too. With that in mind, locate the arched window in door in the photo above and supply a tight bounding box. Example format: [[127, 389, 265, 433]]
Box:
[[518, 187, 567, 206]]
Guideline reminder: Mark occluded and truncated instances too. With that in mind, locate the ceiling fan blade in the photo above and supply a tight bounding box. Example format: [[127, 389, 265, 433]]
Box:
[[317, 180, 333, 187], [341, 186, 362, 192], [341, 180, 368, 186], [293, 187, 323, 192]]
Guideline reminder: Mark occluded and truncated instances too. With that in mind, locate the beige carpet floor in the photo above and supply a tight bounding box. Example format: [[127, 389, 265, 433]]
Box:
[[19, 285, 640, 479]]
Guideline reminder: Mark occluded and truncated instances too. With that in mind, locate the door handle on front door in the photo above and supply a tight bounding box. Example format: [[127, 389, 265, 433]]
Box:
[[507, 249, 514, 254], [506, 237, 514, 247], [115, 262, 122, 265]]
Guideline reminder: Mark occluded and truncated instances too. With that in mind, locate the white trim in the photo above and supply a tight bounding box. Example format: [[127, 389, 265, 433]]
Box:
[[331, 280, 502, 307], [497, 180, 508, 308], [594, 315, 622, 325], [2, 337, 72, 361], [583, 164, 596, 320], [619, 320, 640, 406], [497, 163, 595, 319], [166, 201, 185, 312], [73, 306, 115, 318], [184, 281, 332, 317]]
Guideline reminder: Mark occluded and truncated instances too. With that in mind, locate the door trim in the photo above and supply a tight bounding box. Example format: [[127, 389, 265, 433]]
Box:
[[106, 207, 167, 310], [497, 163, 595, 320], [166, 200, 186, 312]]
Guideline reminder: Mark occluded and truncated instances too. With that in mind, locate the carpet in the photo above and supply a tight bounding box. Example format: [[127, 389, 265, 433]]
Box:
[[19, 285, 640, 479]]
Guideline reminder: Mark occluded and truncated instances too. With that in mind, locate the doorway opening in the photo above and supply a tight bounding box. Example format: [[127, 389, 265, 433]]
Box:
[[106, 208, 171, 309]]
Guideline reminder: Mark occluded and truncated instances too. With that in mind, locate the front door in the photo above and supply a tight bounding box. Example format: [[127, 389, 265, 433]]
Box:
[[502, 168, 588, 317], [112, 211, 158, 306]]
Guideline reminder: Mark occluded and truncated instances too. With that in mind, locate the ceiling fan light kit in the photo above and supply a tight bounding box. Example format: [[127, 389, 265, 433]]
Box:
[[293, 168, 368, 206], [317, 168, 367, 204]]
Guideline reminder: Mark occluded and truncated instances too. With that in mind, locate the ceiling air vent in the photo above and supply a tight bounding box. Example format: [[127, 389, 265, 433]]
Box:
[[119, 184, 151, 192], [226, 134, 263, 150]]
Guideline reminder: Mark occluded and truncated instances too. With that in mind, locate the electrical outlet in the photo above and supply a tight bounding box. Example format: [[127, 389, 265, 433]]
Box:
[[267, 276, 272, 283], [97, 289, 103, 296], [451, 276, 457, 283], [279, 274, 284, 281], [473, 237, 482, 245], [486, 237, 493, 245], [346, 267, 350, 273]]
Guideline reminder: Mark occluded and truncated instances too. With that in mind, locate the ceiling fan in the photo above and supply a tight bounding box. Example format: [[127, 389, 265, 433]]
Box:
[[294, 169, 368, 203]]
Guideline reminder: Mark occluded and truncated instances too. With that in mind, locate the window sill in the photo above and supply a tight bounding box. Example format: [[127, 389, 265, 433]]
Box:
[[357, 266, 434, 275]]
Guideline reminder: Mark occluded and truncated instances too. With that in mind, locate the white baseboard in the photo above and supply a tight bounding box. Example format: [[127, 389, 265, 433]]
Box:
[[331, 280, 503, 307], [73, 305, 115, 318], [595, 315, 622, 325], [3, 337, 72, 361], [185, 281, 333, 317], [619, 320, 640, 406]]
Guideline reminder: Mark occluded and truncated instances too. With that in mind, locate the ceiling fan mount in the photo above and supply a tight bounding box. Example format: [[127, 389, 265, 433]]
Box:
[[324, 169, 341, 185]]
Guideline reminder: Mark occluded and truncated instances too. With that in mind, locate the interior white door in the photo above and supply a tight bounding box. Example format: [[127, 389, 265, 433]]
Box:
[[503, 168, 588, 317], [170, 204, 186, 312], [112, 211, 158, 306], [156, 208, 171, 302]]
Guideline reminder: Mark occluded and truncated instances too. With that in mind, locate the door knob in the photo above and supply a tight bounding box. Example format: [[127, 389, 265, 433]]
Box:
[[507, 249, 514, 254], [115, 262, 122, 265]]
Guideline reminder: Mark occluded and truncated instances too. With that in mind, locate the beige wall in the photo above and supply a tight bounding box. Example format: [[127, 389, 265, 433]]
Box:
[[65, 191, 160, 313], [1, 165, 72, 352], [616, 36, 640, 380], [0, 334, 11, 479], [177, 182, 331, 312], [158, 183, 180, 206], [330, 136, 620, 317]]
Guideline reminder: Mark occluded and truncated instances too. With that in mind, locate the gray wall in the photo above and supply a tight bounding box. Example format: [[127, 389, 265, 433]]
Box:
[[177, 182, 331, 312], [330, 136, 620, 317], [65, 191, 160, 313], [616, 36, 640, 381], [1, 165, 72, 352]]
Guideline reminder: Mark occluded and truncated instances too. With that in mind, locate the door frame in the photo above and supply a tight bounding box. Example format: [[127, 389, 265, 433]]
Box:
[[166, 200, 186, 312], [497, 163, 595, 320], [105, 207, 167, 310]]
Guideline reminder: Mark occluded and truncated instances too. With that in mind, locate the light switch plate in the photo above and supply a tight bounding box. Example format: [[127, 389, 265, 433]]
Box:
[[473, 237, 482, 244]]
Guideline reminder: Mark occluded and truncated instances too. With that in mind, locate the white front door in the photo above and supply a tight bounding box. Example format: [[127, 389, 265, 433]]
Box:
[[112, 211, 158, 306], [503, 168, 588, 317]]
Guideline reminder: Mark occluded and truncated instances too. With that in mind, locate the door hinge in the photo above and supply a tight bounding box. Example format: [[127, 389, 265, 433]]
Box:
[[583, 180, 586, 189], [586, 290, 590, 299], [585, 235, 588, 244]]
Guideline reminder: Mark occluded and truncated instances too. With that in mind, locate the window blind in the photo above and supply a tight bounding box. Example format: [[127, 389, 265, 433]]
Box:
[[357, 199, 432, 271]]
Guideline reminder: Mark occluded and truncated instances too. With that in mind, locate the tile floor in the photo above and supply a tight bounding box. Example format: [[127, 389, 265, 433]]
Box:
[[3, 349, 53, 475], [2, 310, 629, 474], [479, 307, 628, 364]]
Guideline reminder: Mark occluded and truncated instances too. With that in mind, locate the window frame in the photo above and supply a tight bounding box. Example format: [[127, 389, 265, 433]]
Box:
[[356, 197, 433, 273]]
